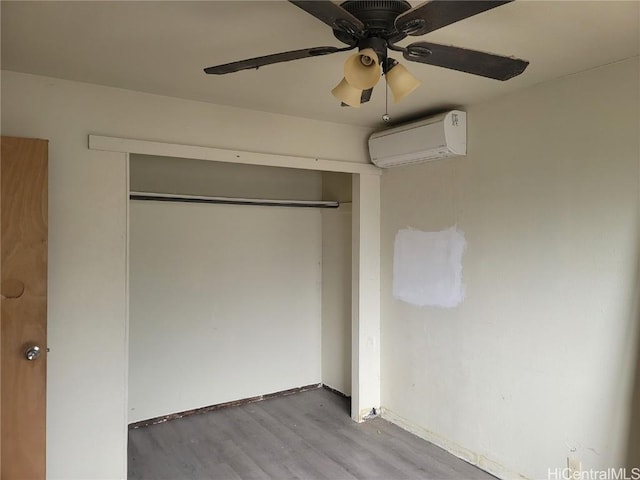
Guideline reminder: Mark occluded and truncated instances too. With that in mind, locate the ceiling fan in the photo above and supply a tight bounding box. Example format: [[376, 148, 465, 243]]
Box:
[[204, 0, 529, 108]]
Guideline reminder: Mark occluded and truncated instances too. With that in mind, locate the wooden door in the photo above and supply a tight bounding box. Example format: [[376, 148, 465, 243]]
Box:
[[1, 136, 48, 479]]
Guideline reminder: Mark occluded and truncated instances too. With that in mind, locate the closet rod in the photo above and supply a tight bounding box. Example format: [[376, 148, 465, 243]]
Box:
[[130, 192, 339, 209]]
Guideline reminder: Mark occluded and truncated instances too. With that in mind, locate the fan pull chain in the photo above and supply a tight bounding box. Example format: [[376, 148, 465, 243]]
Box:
[[382, 72, 390, 122]]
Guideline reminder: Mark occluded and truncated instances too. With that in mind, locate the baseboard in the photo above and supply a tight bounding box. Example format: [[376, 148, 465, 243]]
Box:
[[129, 383, 322, 429], [380, 407, 530, 480], [321, 383, 350, 398]]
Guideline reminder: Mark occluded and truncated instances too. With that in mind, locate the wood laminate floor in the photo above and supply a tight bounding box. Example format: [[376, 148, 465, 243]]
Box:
[[128, 388, 496, 480]]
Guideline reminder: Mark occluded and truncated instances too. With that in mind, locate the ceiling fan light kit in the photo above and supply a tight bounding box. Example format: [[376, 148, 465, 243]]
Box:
[[343, 47, 381, 89], [385, 59, 422, 103], [331, 78, 364, 107], [204, 0, 529, 111]]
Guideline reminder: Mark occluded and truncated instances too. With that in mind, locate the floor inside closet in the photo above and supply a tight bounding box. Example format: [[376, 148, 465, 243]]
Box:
[[128, 388, 496, 480]]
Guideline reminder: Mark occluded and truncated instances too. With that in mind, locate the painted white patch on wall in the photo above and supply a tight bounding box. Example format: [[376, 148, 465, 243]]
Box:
[[392, 226, 466, 308]]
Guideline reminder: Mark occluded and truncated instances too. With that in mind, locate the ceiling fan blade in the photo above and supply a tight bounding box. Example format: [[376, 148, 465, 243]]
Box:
[[289, 1, 365, 37], [403, 42, 529, 80], [395, 0, 512, 36], [204, 46, 353, 75]]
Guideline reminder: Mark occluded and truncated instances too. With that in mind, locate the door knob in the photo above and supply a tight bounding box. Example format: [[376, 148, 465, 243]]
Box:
[[24, 345, 41, 361]]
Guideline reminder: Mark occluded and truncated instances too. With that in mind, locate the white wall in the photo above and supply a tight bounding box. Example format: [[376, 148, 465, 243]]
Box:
[[321, 205, 352, 395], [380, 58, 639, 479], [0, 70, 370, 480], [352, 173, 381, 421], [129, 201, 322, 423], [322, 171, 353, 203], [321, 172, 353, 396]]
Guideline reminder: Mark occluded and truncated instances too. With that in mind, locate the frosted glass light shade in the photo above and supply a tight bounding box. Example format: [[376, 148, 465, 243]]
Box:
[[386, 62, 421, 102], [331, 78, 362, 107], [344, 48, 381, 90]]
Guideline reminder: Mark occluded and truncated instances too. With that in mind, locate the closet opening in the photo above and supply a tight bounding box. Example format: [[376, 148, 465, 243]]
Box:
[[126, 154, 353, 426]]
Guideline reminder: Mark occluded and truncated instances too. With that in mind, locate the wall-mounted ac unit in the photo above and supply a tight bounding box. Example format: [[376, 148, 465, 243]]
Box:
[[368, 110, 467, 168]]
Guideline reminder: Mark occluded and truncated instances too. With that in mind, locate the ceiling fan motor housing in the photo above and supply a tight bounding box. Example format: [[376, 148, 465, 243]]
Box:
[[333, 0, 412, 44], [358, 37, 389, 63]]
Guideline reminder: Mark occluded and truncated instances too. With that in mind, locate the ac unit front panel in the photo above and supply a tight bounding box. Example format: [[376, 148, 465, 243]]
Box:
[[368, 110, 467, 168]]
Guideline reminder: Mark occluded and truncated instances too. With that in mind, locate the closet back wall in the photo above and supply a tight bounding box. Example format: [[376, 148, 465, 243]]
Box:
[[128, 156, 323, 423], [129, 201, 322, 422], [130, 154, 323, 200]]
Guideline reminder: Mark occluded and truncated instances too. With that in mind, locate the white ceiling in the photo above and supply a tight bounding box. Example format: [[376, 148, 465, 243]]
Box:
[[2, 1, 638, 128]]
